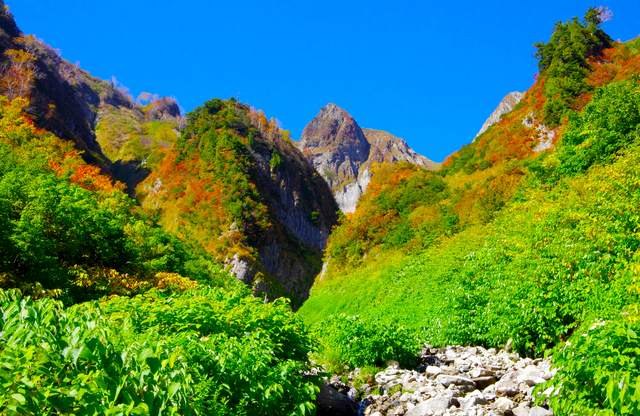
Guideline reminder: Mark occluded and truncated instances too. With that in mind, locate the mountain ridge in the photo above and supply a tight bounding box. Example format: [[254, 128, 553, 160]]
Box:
[[298, 103, 439, 213]]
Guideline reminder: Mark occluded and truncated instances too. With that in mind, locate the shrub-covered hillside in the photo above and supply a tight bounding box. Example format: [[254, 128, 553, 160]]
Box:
[[136, 97, 339, 307], [0, 95, 234, 304], [0, 30, 321, 416], [301, 10, 640, 413]]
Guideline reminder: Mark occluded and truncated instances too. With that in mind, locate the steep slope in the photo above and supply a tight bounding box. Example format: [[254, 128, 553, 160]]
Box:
[[0, 4, 336, 306], [298, 103, 439, 213], [473, 91, 524, 140], [137, 99, 339, 307], [0, 4, 134, 172], [301, 10, 640, 357]]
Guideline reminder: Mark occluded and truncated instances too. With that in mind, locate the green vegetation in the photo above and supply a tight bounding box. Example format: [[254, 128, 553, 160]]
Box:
[[301, 19, 640, 413], [0, 285, 318, 415], [2, 7, 640, 415], [311, 314, 420, 369], [536, 315, 640, 415], [0, 96, 223, 304], [533, 7, 613, 125]]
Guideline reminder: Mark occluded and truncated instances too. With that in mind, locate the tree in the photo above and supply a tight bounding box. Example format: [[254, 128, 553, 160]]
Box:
[[0, 49, 37, 100], [137, 91, 152, 103], [533, 7, 613, 125]]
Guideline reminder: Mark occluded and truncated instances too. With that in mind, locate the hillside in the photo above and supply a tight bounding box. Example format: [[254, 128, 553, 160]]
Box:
[[301, 10, 640, 414], [136, 98, 339, 307], [0, 2, 339, 307], [0, 5, 322, 414], [2, 3, 640, 415], [474, 91, 524, 140], [297, 103, 439, 213]]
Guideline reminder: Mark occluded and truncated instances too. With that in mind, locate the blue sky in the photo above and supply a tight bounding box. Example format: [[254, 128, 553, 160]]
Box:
[[8, 1, 640, 162]]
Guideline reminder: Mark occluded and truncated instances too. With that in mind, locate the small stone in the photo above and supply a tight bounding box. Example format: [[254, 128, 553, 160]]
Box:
[[405, 395, 458, 416], [529, 407, 553, 416], [495, 397, 516, 412], [472, 376, 496, 390], [458, 395, 489, 409], [470, 368, 494, 378], [512, 406, 531, 416], [436, 374, 475, 391]]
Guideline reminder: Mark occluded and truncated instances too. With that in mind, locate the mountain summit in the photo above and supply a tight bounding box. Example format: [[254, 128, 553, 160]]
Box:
[[298, 103, 438, 213]]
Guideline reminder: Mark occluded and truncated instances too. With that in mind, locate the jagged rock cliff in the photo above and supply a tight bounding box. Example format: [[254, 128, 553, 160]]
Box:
[[474, 91, 524, 140], [298, 103, 439, 213], [243, 133, 340, 306]]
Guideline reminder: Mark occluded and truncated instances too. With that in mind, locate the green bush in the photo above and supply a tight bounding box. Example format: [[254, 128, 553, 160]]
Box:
[[0, 286, 318, 415], [312, 314, 420, 368], [533, 7, 613, 125], [536, 317, 640, 415], [557, 80, 640, 175]]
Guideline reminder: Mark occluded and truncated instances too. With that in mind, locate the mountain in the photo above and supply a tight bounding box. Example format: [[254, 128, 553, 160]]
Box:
[[474, 91, 524, 140], [0, 4, 337, 306], [133, 99, 339, 307], [298, 103, 439, 213], [301, 11, 640, 386]]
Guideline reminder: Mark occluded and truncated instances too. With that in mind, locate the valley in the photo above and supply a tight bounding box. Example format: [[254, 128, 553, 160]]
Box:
[[0, 2, 639, 415]]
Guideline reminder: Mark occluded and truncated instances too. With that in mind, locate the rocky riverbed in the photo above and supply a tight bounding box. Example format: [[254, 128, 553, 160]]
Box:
[[317, 344, 556, 416]]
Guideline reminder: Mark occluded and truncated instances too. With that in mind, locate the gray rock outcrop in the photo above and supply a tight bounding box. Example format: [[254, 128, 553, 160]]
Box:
[[474, 92, 524, 140], [298, 104, 439, 213]]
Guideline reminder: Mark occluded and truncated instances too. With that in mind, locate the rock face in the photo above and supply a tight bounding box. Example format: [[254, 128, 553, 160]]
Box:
[[328, 344, 556, 416], [474, 92, 524, 140], [298, 103, 439, 213], [251, 149, 339, 306], [144, 97, 181, 121], [522, 113, 555, 152]]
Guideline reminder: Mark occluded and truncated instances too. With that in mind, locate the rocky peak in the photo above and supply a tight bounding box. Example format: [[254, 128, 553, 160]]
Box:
[[362, 128, 440, 171], [298, 104, 438, 214], [299, 103, 370, 189], [474, 91, 524, 140], [145, 96, 181, 121]]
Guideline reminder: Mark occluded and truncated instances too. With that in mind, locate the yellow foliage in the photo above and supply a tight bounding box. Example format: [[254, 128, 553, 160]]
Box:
[[69, 265, 149, 296], [0, 48, 36, 100], [154, 272, 198, 291]]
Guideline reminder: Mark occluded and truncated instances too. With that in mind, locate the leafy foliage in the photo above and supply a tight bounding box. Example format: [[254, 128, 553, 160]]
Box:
[[536, 317, 640, 415], [0, 95, 232, 303], [533, 7, 613, 125], [0, 285, 318, 415], [312, 314, 420, 369], [555, 79, 640, 175]]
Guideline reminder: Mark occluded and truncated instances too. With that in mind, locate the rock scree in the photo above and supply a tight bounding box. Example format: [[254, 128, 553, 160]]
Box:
[[317, 344, 555, 416]]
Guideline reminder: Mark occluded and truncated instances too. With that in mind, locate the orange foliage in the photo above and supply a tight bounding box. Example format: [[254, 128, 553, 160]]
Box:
[[588, 43, 640, 88], [0, 46, 37, 100], [49, 151, 124, 193], [70, 164, 125, 193]]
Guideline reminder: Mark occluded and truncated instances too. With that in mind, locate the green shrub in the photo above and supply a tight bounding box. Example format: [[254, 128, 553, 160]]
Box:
[[0, 286, 318, 416], [536, 317, 640, 415], [557, 80, 640, 175], [312, 314, 420, 368]]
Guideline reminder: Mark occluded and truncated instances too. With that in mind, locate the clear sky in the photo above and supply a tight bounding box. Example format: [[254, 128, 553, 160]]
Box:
[[8, 1, 640, 162]]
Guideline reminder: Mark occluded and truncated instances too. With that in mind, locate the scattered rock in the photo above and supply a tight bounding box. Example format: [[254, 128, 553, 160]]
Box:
[[529, 407, 553, 416], [495, 397, 516, 412], [336, 344, 555, 416], [405, 395, 457, 416]]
